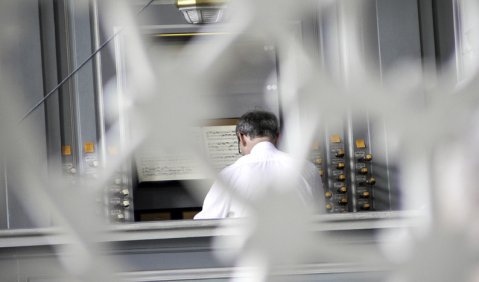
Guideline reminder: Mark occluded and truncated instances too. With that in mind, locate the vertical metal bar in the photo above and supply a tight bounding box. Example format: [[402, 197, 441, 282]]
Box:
[[68, 0, 85, 173], [417, 0, 437, 79], [345, 112, 357, 212], [336, 0, 351, 84], [91, 0, 107, 167], [452, 0, 463, 81], [114, 28, 128, 166], [67, 0, 100, 177], [114, 27, 135, 221], [432, 0, 458, 80], [375, 0, 383, 81], [336, 1, 358, 212], [56, 0, 80, 174], [39, 0, 63, 177]]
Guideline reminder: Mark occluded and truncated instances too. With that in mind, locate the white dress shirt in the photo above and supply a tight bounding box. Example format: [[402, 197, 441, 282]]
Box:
[[194, 141, 324, 219]]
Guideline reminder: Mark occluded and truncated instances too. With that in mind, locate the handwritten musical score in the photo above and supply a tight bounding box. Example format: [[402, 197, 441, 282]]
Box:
[[203, 125, 241, 171], [136, 125, 241, 182], [136, 153, 204, 181]]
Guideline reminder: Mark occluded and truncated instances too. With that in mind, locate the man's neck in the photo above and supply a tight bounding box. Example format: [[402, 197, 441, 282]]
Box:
[[247, 137, 275, 154], [251, 137, 273, 147]]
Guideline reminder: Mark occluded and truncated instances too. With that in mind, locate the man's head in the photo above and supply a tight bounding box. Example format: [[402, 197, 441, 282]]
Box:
[[236, 110, 279, 155]]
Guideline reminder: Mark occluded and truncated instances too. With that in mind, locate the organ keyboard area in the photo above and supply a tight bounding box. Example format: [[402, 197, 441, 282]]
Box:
[[102, 122, 390, 222], [309, 128, 385, 213], [68, 122, 391, 223]]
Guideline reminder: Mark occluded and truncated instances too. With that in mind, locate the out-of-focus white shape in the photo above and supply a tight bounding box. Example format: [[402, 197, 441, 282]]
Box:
[[390, 230, 478, 282], [336, 0, 370, 85], [400, 155, 432, 234], [279, 41, 317, 158], [378, 228, 415, 264], [434, 144, 470, 229], [382, 61, 424, 100], [213, 188, 319, 281], [230, 253, 269, 282], [58, 243, 92, 276], [106, 3, 156, 101]]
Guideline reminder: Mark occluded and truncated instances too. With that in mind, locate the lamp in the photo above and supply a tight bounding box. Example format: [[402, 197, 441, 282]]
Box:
[[176, 0, 227, 24]]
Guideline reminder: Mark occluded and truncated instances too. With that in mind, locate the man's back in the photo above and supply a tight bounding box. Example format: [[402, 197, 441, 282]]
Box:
[[194, 141, 323, 219]]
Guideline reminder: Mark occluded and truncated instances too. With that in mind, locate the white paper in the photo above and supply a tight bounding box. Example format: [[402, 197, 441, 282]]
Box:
[[203, 125, 241, 171], [136, 125, 241, 182]]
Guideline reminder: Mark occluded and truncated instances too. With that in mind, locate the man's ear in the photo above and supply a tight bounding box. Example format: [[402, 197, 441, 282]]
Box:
[[238, 133, 247, 146], [273, 133, 280, 145]]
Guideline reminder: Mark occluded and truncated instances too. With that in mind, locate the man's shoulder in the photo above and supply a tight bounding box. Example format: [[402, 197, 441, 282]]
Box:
[[301, 160, 321, 181], [303, 159, 318, 170], [219, 155, 248, 174]]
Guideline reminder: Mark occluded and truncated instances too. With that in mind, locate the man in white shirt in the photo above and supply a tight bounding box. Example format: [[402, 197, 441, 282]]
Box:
[[194, 111, 324, 219]]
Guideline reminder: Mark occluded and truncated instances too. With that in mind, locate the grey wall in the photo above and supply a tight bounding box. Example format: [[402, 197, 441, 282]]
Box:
[[0, 0, 50, 229], [376, 0, 423, 74]]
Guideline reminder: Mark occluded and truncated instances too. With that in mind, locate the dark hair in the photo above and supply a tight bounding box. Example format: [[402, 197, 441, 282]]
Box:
[[236, 110, 279, 140]]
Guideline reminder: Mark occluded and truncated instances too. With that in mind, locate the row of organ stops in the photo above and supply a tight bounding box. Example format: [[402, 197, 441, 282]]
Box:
[[354, 138, 375, 211], [310, 135, 376, 213], [108, 175, 131, 221]]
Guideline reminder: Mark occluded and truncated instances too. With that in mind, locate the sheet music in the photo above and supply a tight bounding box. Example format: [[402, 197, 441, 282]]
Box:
[[136, 148, 205, 182], [136, 125, 240, 182], [203, 125, 241, 171]]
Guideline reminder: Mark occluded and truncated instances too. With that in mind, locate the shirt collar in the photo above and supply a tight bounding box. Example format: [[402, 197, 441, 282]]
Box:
[[250, 141, 276, 154]]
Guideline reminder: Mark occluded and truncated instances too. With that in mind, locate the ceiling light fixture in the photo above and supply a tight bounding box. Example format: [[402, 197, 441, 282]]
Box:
[[176, 0, 227, 24]]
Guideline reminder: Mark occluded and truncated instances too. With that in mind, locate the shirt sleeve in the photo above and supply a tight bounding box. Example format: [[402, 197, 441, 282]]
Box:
[[194, 179, 231, 219], [302, 162, 326, 213]]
